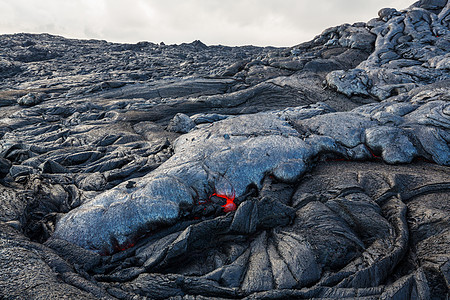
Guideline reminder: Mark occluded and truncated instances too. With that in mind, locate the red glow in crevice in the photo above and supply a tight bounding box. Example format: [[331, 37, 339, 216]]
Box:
[[117, 241, 135, 252], [367, 148, 382, 160], [100, 238, 138, 255], [108, 240, 136, 255], [211, 191, 237, 213], [414, 156, 436, 164]]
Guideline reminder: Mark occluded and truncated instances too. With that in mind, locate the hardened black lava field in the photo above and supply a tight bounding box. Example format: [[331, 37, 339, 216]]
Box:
[[0, 0, 449, 299]]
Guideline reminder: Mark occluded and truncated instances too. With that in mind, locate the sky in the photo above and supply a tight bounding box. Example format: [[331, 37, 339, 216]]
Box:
[[0, 0, 415, 47]]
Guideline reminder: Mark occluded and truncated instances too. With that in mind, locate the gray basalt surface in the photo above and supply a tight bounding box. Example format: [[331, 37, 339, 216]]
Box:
[[326, 0, 450, 99], [0, 1, 449, 299]]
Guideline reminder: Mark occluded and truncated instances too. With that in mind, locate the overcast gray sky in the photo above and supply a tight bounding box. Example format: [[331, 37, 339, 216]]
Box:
[[0, 0, 414, 46]]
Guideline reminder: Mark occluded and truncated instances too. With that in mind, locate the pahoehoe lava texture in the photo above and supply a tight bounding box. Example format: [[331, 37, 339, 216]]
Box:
[[1, 1, 449, 299]]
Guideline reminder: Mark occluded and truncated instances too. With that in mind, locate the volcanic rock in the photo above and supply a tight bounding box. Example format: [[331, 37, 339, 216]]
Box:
[[0, 1, 449, 299], [0, 157, 11, 177], [17, 92, 47, 106], [167, 113, 196, 133]]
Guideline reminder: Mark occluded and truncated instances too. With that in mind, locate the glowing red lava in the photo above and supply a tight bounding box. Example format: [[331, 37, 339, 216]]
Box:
[[367, 147, 382, 160], [414, 156, 436, 164], [211, 192, 237, 212], [114, 240, 136, 253], [100, 240, 137, 256]]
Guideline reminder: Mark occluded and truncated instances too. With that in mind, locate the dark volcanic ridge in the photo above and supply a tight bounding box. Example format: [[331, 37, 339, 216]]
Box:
[[0, 0, 449, 299]]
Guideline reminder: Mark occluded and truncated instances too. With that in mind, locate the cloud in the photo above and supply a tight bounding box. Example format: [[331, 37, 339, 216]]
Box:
[[0, 0, 414, 46]]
